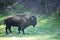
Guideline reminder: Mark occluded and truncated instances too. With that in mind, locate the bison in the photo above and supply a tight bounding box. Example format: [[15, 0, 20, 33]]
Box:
[[4, 14, 37, 34]]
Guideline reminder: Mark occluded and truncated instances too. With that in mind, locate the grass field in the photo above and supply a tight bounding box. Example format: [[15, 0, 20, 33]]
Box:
[[0, 15, 60, 40]]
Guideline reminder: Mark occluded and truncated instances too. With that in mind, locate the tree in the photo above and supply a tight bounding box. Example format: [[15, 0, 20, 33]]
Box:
[[0, 0, 18, 13]]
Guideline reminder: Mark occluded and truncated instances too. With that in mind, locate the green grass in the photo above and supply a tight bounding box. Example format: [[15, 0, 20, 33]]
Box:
[[0, 15, 60, 40]]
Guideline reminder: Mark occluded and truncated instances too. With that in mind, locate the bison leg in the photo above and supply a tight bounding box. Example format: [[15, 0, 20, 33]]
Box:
[[5, 27, 8, 34], [22, 29, 25, 34], [21, 27, 25, 34], [5, 25, 9, 34], [18, 27, 21, 34], [9, 27, 12, 33]]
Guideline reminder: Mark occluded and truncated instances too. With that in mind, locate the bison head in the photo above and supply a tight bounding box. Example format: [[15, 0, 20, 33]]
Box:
[[30, 16, 37, 27]]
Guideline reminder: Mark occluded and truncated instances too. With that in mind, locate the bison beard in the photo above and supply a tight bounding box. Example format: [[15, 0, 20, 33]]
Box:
[[4, 14, 37, 34]]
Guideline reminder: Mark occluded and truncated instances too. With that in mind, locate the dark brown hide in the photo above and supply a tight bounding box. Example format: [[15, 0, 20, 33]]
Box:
[[4, 14, 37, 34]]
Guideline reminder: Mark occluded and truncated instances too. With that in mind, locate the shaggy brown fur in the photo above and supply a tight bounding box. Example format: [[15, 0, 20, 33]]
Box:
[[4, 14, 37, 34]]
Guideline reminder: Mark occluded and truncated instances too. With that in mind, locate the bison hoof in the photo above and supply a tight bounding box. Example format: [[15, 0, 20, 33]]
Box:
[[23, 33, 25, 34], [10, 32, 12, 33], [18, 33, 20, 34], [9, 32, 12, 34], [6, 33, 8, 34]]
